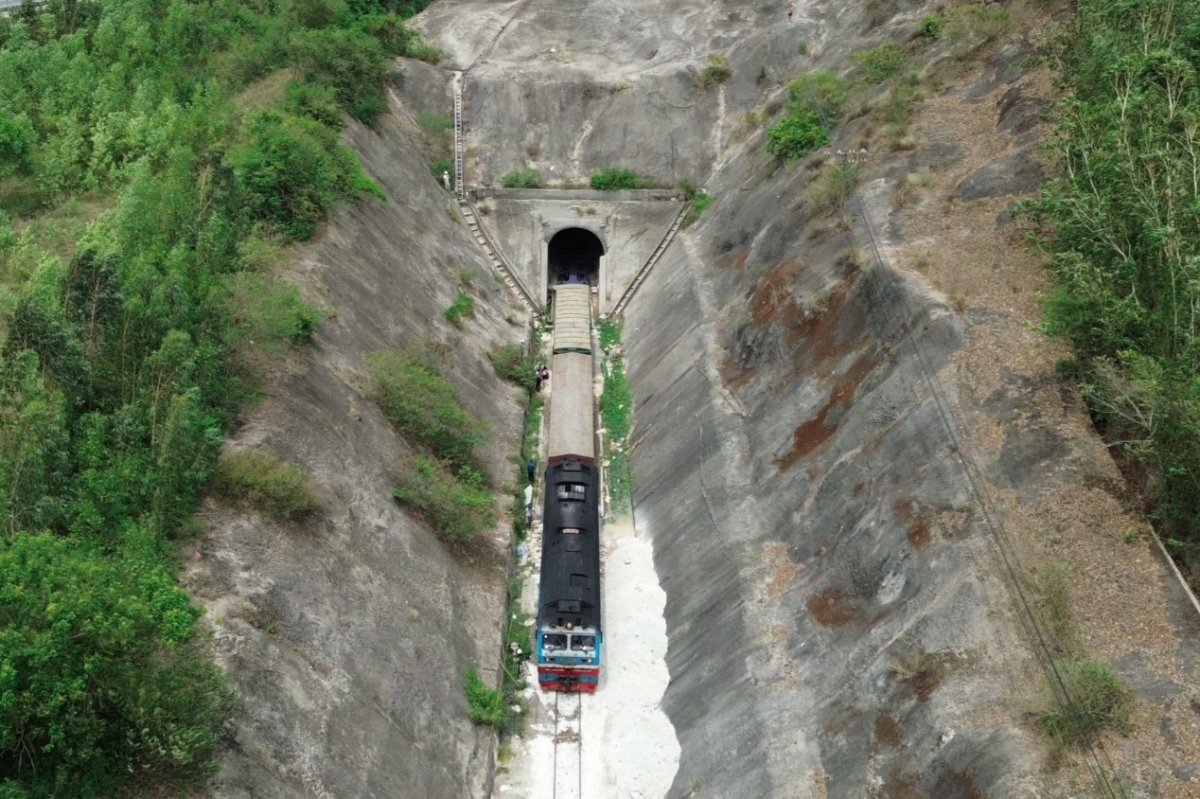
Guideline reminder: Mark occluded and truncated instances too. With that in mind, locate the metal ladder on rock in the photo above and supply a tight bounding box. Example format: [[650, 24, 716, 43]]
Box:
[[452, 71, 465, 199], [452, 72, 540, 316], [610, 200, 690, 317]]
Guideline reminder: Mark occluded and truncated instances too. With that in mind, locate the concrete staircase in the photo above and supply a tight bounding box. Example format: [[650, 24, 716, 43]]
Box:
[[610, 201, 690, 317], [453, 72, 540, 316]]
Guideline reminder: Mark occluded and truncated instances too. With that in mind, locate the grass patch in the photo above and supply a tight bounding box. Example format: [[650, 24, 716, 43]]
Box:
[[463, 666, 506, 726], [444, 288, 475, 327], [879, 73, 921, 148], [489, 343, 537, 391], [598, 320, 634, 515], [945, 4, 1012, 57], [682, 192, 713, 228], [501, 168, 545, 189], [851, 42, 908, 85], [406, 40, 443, 65], [415, 111, 452, 132], [1040, 658, 1135, 748], [589, 167, 654, 191], [212, 450, 317, 519], [392, 456, 495, 543], [1031, 561, 1076, 653], [230, 274, 323, 351], [366, 348, 490, 469], [806, 161, 859, 215], [696, 53, 732, 89]]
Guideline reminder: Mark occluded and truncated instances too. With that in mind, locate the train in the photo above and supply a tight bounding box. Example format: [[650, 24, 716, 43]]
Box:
[[535, 282, 602, 692]]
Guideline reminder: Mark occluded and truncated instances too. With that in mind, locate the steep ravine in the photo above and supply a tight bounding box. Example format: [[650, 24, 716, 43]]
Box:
[[410, 0, 1200, 795], [191, 0, 1200, 794], [184, 83, 525, 799]]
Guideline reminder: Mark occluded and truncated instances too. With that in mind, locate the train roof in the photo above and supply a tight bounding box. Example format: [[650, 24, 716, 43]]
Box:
[[538, 460, 602, 632]]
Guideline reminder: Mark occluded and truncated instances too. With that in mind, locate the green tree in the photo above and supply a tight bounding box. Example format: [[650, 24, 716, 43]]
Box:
[[0, 533, 234, 797]]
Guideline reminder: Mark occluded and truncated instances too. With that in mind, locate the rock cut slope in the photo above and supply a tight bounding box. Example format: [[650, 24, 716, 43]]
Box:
[[184, 87, 527, 799], [413, 0, 1200, 796]]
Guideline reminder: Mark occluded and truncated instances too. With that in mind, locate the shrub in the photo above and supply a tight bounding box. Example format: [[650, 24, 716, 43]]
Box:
[[431, 155, 453, 181], [406, 40, 443, 65], [463, 666, 506, 726], [212, 450, 318, 519], [231, 274, 323, 350], [807, 161, 858, 214], [444, 288, 475, 327], [285, 80, 344, 129], [682, 191, 713, 228], [489, 343, 537, 390], [786, 71, 848, 120], [917, 13, 942, 39], [501, 168, 545, 189], [766, 108, 830, 160], [393, 456, 496, 543], [293, 26, 391, 122], [1040, 658, 1135, 747], [590, 167, 647, 190], [696, 53, 733, 88], [233, 110, 378, 240], [366, 349, 490, 468], [851, 42, 908, 85]]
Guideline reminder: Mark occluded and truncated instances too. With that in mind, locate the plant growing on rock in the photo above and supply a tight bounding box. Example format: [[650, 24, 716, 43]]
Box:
[[589, 167, 652, 190], [444, 288, 475, 327], [851, 42, 908, 85], [501, 168, 545, 188], [697, 53, 733, 88], [463, 667, 507, 726], [213, 450, 318, 519], [765, 71, 848, 162]]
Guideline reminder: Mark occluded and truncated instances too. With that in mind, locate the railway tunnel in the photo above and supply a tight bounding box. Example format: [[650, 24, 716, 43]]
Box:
[[548, 227, 604, 286]]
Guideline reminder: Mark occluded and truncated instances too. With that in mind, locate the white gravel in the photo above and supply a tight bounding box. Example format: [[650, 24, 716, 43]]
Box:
[[497, 516, 679, 798]]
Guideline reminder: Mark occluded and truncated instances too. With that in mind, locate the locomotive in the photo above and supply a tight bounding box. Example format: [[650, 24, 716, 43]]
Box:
[[536, 283, 602, 692]]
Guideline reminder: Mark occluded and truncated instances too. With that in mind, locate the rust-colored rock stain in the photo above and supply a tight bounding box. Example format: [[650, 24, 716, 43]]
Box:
[[874, 711, 903, 748], [776, 352, 876, 471], [806, 587, 862, 627]]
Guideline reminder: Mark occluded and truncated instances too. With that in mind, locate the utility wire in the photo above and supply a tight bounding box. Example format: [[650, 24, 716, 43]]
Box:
[[792, 70, 1131, 797]]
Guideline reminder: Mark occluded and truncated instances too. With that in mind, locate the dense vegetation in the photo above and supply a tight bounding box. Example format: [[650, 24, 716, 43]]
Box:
[[0, 0, 437, 794], [589, 167, 653, 191], [765, 71, 847, 161], [500, 168, 544, 189], [1022, 0, 1200, 576], [368, 347, 497, 543]]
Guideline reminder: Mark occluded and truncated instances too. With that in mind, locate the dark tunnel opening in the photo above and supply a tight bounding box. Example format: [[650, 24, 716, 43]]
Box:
[[548, 228, 604, 286]]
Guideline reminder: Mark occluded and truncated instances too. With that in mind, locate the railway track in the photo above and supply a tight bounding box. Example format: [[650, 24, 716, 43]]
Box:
[[551, 691, 583, 799]]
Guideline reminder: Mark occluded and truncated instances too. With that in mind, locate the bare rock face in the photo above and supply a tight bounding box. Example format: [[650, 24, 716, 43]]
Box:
[[183, 88, 526, 799]]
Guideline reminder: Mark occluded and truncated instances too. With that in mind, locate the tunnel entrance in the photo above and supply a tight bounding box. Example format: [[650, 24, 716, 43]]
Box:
[[548, 228, 604, 286]]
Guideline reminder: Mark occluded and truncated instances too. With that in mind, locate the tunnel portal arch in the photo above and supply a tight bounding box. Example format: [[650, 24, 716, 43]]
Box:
[[548, 227, 605, 287]]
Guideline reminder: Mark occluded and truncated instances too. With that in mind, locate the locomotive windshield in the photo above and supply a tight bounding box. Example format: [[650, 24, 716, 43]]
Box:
[[543, 633, 568, 651], [557, 483, 587, 501], [569, 635, 596, 652]]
